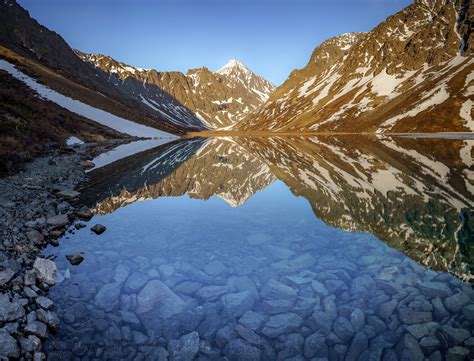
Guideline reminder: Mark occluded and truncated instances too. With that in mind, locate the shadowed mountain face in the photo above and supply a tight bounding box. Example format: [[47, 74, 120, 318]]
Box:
[[84, 135, 473, 281]]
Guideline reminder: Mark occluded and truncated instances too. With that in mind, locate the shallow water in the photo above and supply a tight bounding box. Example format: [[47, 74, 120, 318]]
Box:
[[44, 136, 474, 360]]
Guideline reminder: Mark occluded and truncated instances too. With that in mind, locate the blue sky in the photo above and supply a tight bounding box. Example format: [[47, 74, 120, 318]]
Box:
[[18, 0, 412, 85]]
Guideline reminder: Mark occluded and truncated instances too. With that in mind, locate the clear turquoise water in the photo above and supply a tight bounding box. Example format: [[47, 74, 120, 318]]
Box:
[[44, 136, 474, 360]]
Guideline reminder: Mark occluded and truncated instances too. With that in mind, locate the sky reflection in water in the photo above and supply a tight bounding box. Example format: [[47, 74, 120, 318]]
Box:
[[44, 136, 474, 360]]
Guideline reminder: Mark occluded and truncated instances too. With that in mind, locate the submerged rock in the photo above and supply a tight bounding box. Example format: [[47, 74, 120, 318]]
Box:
[[225, 338, 261, 361], [168, 331, 200, 361], [136, 280, 185, 319], [260, 279, 297, 301], [261, 313, 303, 338]]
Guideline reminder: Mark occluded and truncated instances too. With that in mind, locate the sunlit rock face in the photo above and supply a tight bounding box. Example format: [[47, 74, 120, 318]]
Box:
[[84, 135, 473, 282], [235, 0, 474, 133]]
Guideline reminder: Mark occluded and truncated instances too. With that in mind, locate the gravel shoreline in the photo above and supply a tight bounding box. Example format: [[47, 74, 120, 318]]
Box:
[[0, 141, 122, 359]]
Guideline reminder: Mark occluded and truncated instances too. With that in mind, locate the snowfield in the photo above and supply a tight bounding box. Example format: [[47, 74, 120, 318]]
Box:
[[0, 59, 177, 138]]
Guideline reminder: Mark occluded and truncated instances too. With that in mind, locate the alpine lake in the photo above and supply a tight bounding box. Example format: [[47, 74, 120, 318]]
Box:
[[43, 134, 474, 360]]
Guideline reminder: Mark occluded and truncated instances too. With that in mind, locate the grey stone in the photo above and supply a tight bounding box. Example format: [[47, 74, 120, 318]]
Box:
[[350, 308, 365, 332], [462, 304, 474, 322], [0, 329, 19, 358], [46, 214, 68, 228], [260, 279, 297, 301], [396, 333, 424, 361], [346, 332, 368, 361], [420, 336, 440, 355], [24, 320, 48, 338], [91, 224, 107, 235], [446, 346, 470, 361], [405, 322, 438, 339], [311, 280, 329, 297], [36, 296, 53, 310], [57, 190, 80, 198], [169, 331, 200, 361], [26, 230, 45, 243], [308, 310, 333, 335], [418, 281, 452, 298], [440, 325, 470, 346], [0, 294, 25, 321], [444, 292, 470, 313], [19, 335, 41, 352], [174, 281, 202, 295], [235, 324, 262, 346], [113, 264, 130, 283], [203, 259, 227, 276], [303, 332, 326, 359], [136, 280, 185, 319], [120, 311, 141, 327], [398, 307, 432, 325], [222, 291, 254, 317], [216, 325, 238, 348], [351, 274, 375, 296], [124, 272, 148, 293], [95, 283, 121, 311], [133, 331, 148, 345], [239, 311, 266, 331], [36, 309, 59, 330], [379, 299, 398, 320], [285, 275, 313, 286], [432, 297, 449, 320], [333, 316, 355, 342], [288, 253, 315, 269], [195, 285, 228, 302], [261, 313, 303, 338], [33, 258, 57, 285], [262, 299, 294, 314], [225, 339, 261, 361]]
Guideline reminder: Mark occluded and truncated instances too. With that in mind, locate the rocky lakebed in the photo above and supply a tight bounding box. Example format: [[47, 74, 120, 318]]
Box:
[[0, 139, 473, 361]]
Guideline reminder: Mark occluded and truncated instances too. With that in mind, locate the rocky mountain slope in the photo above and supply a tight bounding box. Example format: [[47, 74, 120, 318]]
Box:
[[78, 54, 275, 129], [0, 0, 201, 134], [236, 0, 473, 133]]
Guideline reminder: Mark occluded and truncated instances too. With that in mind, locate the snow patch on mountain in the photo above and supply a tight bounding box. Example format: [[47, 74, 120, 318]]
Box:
[[0, 59, 175, 138]]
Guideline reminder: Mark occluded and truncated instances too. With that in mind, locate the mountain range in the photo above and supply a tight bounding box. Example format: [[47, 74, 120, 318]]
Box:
[[77, 53, 274, 130], [0, 0, 473, 139], [235, 0, 473, 133]]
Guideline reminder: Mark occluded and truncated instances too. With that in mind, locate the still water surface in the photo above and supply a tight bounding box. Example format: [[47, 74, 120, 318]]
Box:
[[45, 136, 474, 360]]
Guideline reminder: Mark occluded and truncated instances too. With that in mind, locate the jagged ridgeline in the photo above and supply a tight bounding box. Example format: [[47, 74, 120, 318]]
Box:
[[0, 0, 274, 134], [78, 54, 275, 130], [236, 0, 473, 133]]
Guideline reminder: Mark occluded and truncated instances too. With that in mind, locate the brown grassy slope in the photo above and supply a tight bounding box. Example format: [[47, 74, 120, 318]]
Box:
[[0, 46, 185, 135], [0, 70, 127, 175]]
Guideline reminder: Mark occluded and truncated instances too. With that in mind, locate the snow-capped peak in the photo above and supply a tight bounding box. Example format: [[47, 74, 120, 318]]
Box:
[[216, 59, 250, 75]]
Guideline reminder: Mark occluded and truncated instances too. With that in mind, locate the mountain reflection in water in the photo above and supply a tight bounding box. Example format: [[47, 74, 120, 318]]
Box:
[[82, 135, 473, 282]]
